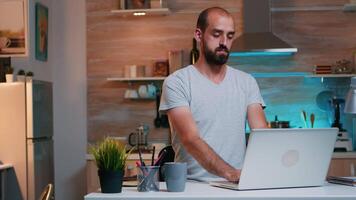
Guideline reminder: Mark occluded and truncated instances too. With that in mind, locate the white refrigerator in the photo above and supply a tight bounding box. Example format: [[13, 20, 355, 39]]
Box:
[[0, 80, 54, 200]]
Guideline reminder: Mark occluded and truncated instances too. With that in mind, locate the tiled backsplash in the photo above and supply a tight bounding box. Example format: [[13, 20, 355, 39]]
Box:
[[229, 59, 351, 130]]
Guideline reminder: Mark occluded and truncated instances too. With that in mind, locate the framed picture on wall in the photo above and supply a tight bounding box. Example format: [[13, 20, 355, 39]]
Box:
[[0, 0, 28, 57], [35, 3, 48, 61]]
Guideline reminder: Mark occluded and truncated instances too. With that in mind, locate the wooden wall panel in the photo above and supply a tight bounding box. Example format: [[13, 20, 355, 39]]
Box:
[[87, 0, 243, 144], [272, 6, 356, 67], [264, 1, 355, 131], [87, 0, 356, 145], [271, 0, 348, 8]]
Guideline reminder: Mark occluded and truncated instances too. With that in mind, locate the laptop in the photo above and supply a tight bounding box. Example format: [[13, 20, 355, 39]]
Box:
[[210, 128, 338, 190]]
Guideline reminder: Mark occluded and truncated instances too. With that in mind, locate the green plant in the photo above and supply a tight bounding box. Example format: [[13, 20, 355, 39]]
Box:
[[5, 66, 13, 74], [90, 138, 132, 171], [26, 71, 34, 76], [17, 69, 25, 75]]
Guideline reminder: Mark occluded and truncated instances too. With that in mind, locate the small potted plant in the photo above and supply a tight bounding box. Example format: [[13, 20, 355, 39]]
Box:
[[17, 69, 26, 82], [90, 137, 131, 193], [26, 71, 34, 81], [5, 66, 14, 83]]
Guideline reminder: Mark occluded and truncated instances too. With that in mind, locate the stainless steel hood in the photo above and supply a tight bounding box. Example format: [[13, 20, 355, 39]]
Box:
[[230, 0, 297, 56]]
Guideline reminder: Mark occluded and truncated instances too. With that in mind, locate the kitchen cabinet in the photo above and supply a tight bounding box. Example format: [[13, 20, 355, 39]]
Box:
[[328, 152, 356, 177]]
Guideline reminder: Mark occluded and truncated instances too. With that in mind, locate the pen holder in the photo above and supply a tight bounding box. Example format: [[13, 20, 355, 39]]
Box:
[[137, 166, 160, 192]]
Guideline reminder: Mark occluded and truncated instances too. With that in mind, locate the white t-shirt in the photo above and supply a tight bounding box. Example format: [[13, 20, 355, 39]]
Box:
[[159, 65, 265, 182]]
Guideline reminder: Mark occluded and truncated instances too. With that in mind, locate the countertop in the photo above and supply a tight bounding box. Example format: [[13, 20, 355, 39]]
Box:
[[87, 153, 158, 160], [85, 181, 356, 200], [86, 152, 356, 161]]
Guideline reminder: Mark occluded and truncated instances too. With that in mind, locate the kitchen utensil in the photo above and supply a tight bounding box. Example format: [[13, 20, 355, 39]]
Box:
[[128, 131, 148, 147], [301, 110, 308, 128], [316, 90, 334, 111], [331, 98, 345, 131], [128, 124, 148, 147], [310, 113, 315, 128], [154, 91, 161, 128]]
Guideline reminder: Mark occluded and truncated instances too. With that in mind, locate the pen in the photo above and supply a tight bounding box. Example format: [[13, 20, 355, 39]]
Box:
[[138, 146, 146, 166], [151, 146, 156, 166], [154, 149, 166, 166]]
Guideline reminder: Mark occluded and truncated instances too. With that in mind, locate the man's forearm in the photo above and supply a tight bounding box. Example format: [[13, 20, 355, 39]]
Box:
[[183, 137, 240, 182]]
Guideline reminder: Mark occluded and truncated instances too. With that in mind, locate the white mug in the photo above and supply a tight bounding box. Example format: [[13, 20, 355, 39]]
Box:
[[147, 84, 157, 98], [0, 37, 11, 49], [138, 85, 148, 98], [129, 89, 138, 99], [124, 89, 131, 99]]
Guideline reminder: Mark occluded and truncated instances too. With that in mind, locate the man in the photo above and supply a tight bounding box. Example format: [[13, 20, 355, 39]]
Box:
[[159, 7, 268, 182]]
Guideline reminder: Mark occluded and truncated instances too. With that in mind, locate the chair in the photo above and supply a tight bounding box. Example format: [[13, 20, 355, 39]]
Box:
[[39, 183, 54, 200], [158, 145, 175, 181]]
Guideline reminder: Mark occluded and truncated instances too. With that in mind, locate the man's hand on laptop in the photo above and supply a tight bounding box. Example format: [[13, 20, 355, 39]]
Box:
[[225, 168, 241, 183]]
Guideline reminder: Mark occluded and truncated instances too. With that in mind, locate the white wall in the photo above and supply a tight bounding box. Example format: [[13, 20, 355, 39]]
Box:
[[51, 0, 87, 199], [12, 0, 87, 199], [12, 0, 52, 81]]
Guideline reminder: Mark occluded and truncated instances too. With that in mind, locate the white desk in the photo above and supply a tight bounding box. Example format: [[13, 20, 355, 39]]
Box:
[[0, 164, 13, 200], [85, 181, 356, 200]]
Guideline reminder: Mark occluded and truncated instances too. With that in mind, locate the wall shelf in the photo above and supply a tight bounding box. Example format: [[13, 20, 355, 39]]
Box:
[[305, 74, 356, 78], [107, 77, 166, 82], [251, 72, 312, 78], [107, 74, 355, 81], [250, 72, 356, 78], [110, 8, 170, 17]]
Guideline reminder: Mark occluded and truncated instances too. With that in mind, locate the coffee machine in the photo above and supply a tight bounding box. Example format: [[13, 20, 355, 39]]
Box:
[[332, 98, 353, 151]]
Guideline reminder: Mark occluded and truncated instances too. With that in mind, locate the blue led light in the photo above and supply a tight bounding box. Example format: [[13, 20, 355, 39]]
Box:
[[251, 72, 312, 78], [230, 52, 295, 57]]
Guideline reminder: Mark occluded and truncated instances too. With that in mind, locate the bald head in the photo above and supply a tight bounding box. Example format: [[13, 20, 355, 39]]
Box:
[[196, 7, 233, 33]]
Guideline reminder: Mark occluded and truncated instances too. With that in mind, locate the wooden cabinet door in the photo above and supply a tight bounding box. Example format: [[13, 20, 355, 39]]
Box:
[[328, 158, 356, 177]]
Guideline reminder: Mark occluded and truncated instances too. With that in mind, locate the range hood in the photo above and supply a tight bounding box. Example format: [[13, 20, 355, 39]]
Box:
[[230, 0, 298, 56]]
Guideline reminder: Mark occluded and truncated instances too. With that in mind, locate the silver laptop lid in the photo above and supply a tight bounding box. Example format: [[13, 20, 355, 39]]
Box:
[[238, 128, 338, 190]]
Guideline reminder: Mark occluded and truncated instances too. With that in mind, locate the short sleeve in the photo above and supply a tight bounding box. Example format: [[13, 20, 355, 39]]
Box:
[[247, 76, 266, 108], [159, 75, 190, 114]]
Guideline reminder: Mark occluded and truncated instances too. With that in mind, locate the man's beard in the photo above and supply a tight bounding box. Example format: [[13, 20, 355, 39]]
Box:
[[204, 43, 230, 66]]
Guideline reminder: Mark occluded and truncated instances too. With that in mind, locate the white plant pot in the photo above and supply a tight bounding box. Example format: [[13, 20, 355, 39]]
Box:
[[5, 74, 13, 83], [17, 75, 26, 82], [26, 76, 33, 82]]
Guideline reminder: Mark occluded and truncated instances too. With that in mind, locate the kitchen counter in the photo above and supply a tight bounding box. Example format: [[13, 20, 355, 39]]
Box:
[[86, 153, 157, 160], [86, 152, 356, 161], [85, 181, 356, 200]]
